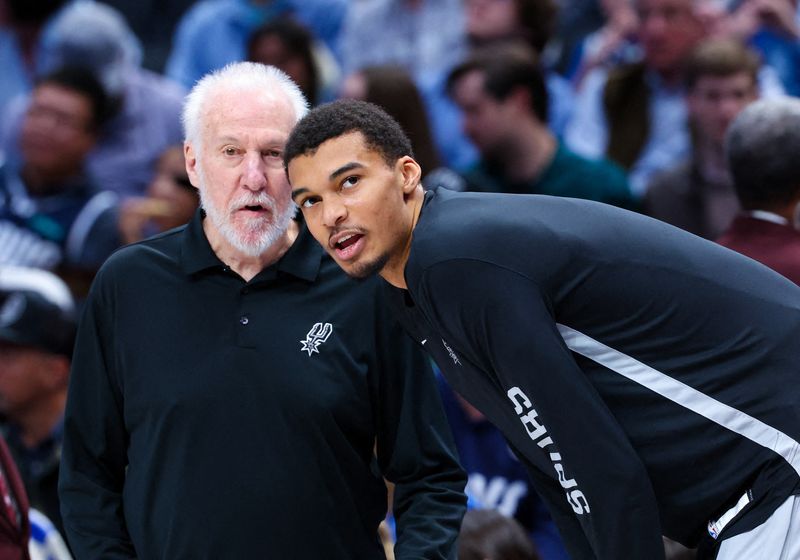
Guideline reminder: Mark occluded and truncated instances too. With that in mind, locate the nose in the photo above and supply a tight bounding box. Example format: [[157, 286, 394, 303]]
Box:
[[322, 196, 347, 228], [242, 152, 268, 192]]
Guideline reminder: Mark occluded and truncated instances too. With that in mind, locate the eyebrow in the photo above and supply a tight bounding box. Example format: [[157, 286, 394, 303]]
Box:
[[290, 162, 366, 201]]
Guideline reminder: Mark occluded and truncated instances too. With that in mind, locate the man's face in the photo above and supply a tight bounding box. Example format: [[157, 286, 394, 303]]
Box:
[[464, 0, 518, 42], [451, 70, 517, 160], [288, 132, 419, 279], [20, 83, 97, 178], [249, 34, 312, 100], [0, 343, 50, 419], [688, 72, 757, 146], [637, 0, 705, 74], [186, 90, 297, 257]]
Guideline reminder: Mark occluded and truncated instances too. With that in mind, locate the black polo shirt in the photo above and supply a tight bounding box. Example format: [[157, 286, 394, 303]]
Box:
[[59, 210, 466, 559]]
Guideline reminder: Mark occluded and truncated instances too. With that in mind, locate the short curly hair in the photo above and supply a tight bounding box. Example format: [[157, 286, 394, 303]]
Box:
[[284, 99, 414, 169]]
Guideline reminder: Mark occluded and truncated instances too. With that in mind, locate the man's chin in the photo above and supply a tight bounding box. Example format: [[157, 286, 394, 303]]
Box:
[[335, 255, 388, 281]]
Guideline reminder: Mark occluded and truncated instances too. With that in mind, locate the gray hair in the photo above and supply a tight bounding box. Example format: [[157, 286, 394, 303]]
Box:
[[37, 1, 143, 97], [726, 97, 800, 210], [182, 61, 309, 152]]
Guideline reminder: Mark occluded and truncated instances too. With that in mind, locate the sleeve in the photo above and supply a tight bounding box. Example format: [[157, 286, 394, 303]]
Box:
[[371, 301, 468, 560], [417, 259, 665, 560], [58, 269, 136, 559]]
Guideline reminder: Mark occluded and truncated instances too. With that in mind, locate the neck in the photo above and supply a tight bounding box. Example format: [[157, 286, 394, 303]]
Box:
[[205, 219, 300, 282], [499, 123, 557, 183], [379, 186, 425, 289], [15, 393, 65, 449]]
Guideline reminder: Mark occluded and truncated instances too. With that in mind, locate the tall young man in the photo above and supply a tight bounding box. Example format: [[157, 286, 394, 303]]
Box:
[[285, 99, 800, 560]]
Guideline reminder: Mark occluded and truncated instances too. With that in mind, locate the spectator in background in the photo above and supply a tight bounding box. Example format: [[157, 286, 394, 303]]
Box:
[[247, 17, 322, 106], [0, 67, 118, 272], [339, 65, 460, 189], [0, 266, 76, 540], [0, 0, 67, 114], [718, 96, 800, 284], [116, 145, 198, 245], [2, 1, 186, 198], [645, 39, 760, 239], [565, 0, 640, 87], [458, 509, 540, 560], [565, 0, 708, 197], [437, 374, 570, 560], [462, 0, 574, 136], [447, 46, 634, 208], [337, 0, 476, 170], [726, 0, 800, 95], [166, 0, 345, 90]]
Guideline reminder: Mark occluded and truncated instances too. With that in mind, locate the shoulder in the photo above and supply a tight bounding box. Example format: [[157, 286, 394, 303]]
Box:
[[408, 190, 588, 283], [98, 227, 184, 279]]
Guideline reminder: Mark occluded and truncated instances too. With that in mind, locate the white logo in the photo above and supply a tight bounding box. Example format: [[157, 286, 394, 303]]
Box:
[[0, 293, 25, 327], [300, 322, 333, 356], [421, 339, 427, 345], [441, 339, 461, 365]]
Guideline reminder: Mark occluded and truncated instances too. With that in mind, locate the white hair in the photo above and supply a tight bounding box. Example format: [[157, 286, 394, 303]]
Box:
[[182, 61, 309, 151]]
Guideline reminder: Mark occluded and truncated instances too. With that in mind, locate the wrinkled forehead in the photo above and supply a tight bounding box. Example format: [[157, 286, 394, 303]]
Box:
[[200, 88, 298, 137]]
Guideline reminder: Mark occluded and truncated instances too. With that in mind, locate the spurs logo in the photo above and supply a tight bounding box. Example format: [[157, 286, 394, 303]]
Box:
[[300, 322, 333, 356]]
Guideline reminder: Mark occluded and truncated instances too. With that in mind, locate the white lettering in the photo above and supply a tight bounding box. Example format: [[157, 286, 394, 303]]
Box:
[[506, 386, 590, 516]]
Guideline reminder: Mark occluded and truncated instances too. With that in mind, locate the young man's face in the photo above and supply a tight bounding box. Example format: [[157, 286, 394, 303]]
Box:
[[688, 72, 757, 146], [287, 131, 420, 280], [450, 69, 517, 161], [20, 83, 97, 178], [185, 90, 297, 258]]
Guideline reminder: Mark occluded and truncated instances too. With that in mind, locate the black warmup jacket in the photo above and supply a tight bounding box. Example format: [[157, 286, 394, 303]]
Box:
[[387, 188, 800, 560], [59, 212, 466, 559]]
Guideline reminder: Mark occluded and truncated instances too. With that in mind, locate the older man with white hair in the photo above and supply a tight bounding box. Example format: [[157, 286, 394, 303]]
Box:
[[58, 62, 466, 559], [718, 96, 800, 284]]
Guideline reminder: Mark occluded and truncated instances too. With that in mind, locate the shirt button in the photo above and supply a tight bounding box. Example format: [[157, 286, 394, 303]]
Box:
[[239, 316, 249, 325]]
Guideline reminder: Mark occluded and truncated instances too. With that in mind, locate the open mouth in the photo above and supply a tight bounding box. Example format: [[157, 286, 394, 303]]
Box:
[[331, 232, 365, 260], [239, 204, 270, 215]]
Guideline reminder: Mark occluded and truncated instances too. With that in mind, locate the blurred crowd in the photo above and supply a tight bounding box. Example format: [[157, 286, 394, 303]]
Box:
[[2, 0, 800, 558]]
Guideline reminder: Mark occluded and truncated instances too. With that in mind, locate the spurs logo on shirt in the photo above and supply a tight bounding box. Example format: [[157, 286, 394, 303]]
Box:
[[300, 322, 333, 356]]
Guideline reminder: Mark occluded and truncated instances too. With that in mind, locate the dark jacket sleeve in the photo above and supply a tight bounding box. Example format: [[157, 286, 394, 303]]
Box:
[[417, 259, 665, 560], [371, 299, 467, 560], [58, 266, 137, 558]]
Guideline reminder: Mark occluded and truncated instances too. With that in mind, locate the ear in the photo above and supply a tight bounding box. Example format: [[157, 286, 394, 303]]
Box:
[[397, 156, 422, 197], [185, 142, 200, 188]]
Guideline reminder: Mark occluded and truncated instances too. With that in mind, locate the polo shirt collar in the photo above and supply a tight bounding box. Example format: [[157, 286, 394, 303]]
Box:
[[179, 209, 323, 282]]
